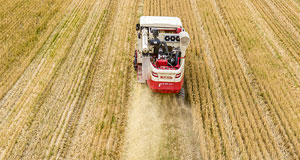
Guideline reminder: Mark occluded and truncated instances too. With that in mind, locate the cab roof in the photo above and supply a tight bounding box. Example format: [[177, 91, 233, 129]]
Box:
[[139, 16, 183, 28]]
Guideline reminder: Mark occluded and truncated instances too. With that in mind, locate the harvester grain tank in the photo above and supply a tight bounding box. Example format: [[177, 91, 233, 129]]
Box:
[[134, 16, 190, 93]]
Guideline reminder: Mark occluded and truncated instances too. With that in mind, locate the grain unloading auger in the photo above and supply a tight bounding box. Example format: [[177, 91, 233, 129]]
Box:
[[133, 16, 190, 93]]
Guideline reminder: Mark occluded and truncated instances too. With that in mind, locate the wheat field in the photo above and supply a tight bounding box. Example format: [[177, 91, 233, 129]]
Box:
[[0, 0, 300, 159]]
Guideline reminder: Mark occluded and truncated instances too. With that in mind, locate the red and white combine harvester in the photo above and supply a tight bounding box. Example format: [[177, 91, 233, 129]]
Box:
[[134, 16, 190, 93]]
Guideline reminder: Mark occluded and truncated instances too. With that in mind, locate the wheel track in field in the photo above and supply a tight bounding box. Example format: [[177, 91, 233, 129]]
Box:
[[0, 0, 90, 158]]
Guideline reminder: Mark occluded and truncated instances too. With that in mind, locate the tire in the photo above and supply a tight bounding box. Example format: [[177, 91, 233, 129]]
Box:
[[133, 50, 137, 71]]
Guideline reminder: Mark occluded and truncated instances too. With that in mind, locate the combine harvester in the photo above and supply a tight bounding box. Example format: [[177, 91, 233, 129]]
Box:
[[134, 16, 190, 93]]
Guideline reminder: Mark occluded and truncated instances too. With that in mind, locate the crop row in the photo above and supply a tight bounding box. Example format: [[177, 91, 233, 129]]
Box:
[[63, 0, 139, 159], [173, 0, 300, 159], [0, 0, 110, 158], [0, 0, 72, 100], [217, 0, 300, 158]]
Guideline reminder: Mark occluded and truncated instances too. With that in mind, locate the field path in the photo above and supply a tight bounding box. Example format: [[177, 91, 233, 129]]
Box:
[[122, 84, 201, 160]]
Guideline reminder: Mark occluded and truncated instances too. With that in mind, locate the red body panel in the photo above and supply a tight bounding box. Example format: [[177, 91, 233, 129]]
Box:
[[147, 76, 184, 93], [156, 59, 168, 67]]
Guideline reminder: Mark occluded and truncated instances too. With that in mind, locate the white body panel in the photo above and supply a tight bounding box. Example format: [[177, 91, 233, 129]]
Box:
[[141, 28, 148, 53], [140, 16, 182, 28]]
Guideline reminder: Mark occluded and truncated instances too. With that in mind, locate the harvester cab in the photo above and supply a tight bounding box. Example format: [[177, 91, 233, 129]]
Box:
[[134, 16, 190, 93]]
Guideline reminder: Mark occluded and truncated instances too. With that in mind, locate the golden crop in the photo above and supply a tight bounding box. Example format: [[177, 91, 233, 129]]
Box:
[[0, 0, 299, 159]]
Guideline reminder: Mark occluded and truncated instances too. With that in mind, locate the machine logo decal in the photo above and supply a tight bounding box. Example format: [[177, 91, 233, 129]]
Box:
[[160, 76, 173, 79], [159, 83, 173, 87]]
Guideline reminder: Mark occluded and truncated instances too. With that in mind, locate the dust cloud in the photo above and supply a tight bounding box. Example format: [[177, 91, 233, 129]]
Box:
[[122, 83, 201, 160], [122, 84, 163, 160]]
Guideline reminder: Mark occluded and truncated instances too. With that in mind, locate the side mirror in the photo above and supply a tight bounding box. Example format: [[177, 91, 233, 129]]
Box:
[[136, 24, 140, 31]]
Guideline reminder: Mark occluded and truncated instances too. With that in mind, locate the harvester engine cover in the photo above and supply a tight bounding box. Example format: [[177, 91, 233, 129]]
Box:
[[134, 16, 190, 93]]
